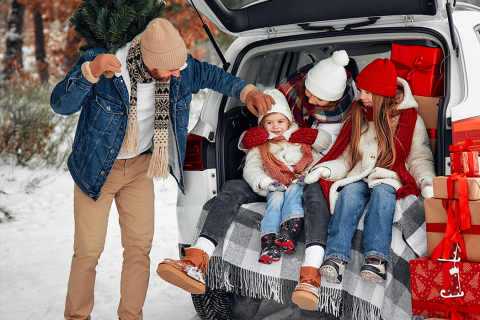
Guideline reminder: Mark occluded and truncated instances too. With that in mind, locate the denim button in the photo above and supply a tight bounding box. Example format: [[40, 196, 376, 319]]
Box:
[[101, 171, 105, 175], [89, 194, 93, 198], [120, 125, 124, 130], [107, 106, 111, 111], [111, 149, 115, 153]]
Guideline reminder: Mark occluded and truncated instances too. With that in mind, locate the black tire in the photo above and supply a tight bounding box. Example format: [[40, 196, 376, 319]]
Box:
[[191, 288, 235, 320], [191, 288, 262, 320]]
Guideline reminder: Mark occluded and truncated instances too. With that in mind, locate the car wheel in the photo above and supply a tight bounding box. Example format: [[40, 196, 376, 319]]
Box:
[[191, 288, 262, 320]]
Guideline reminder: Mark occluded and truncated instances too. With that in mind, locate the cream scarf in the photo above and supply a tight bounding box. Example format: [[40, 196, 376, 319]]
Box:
[[119, 34, 170, 179]]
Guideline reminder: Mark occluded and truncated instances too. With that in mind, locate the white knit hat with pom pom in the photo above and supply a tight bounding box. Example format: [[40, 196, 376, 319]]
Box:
[[305, 50, 349, 101]]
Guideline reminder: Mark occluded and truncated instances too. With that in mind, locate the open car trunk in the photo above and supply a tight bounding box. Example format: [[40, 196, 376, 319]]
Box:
[[189, 0, 447, 36], [215, 28, 450, 190]]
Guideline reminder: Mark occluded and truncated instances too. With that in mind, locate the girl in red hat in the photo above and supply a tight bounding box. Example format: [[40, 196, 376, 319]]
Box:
[[305, 58, 436, 283]]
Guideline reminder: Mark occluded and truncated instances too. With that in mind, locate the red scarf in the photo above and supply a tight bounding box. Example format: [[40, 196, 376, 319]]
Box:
[[259, 136, 313, 187], [312, 106, 421, 211]]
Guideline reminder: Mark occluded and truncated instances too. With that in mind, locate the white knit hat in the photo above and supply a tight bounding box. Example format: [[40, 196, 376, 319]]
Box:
[[305, 50, 349, 101], [258, 88, 292, 124]]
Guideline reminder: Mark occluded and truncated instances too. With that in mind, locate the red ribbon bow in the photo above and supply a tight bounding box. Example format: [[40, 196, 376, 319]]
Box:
[[446, 298, 466, 320], [392, 56, 444, 94]]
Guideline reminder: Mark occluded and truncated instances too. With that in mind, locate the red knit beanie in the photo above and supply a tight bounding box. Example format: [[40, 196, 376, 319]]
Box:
[[356, 58, 397, 97]]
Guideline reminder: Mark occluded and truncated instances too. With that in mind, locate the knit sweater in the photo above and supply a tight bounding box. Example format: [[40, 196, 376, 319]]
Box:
[[312, 78, 436, 214], [243, 123, 323, 197]]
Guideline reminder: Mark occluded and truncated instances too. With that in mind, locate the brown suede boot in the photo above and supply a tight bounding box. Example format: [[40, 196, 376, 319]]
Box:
[[291, 266, 321, 311], [157, 248, 209, 294]]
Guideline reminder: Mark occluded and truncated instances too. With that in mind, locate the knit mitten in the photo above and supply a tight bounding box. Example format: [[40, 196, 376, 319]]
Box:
[[242, 126, 269, 149], [289, 128, 318, 145], [267, 181, 287, 192]]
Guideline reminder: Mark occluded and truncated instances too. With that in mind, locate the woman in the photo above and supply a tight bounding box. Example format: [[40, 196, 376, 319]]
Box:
[[157, 51, 357, 310]]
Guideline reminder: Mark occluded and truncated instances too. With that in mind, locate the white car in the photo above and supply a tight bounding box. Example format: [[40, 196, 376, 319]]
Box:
[[176, 0, 480, 318]]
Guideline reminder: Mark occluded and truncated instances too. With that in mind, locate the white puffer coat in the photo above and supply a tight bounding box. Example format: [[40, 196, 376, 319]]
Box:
[[312, 78, 436, 214], [243, 123, 323, 197]]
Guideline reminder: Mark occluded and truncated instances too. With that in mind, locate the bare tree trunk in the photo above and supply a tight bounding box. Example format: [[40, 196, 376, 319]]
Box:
[[0, 0, 25, 86], [33, 6, 48, 83], [63, 26, 81, 73]]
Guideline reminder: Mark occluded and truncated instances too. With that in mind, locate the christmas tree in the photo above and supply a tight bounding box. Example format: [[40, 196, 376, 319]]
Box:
[[70, 0, 166, 54]]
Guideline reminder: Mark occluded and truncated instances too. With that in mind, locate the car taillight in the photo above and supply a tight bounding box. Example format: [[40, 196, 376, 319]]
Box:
[[183, 134, 203, 171], [452, 115, 480, 151]]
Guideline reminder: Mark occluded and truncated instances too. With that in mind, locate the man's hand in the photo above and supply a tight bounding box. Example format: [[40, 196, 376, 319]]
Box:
[[245, 91, 275, 117], [305, 167, 331, 184], [242, 126, 269, 149], [89, 54, 121, 78], [289, 128, 318, 144]]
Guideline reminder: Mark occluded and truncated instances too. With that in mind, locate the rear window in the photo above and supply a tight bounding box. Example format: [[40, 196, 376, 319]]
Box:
[[219, 0, 271, 10]]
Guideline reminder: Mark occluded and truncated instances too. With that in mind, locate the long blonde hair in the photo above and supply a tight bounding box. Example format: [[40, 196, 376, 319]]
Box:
[[348, 94, 399, 170]]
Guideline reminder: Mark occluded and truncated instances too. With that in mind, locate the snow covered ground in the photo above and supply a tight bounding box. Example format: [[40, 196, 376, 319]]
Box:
[[0, 162, 200, 320]]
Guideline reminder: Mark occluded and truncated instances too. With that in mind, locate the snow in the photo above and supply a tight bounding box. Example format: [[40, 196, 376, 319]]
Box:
[[0, 92, 207, 320], [0, 162, 200, 320]]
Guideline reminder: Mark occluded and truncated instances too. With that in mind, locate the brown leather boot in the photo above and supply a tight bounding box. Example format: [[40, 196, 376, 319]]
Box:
[[157, 248, 209, 294], [291, 266, 321, 310]]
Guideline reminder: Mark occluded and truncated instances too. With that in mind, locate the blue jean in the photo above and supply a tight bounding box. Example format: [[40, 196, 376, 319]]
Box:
[[325, 180, 396, 263], [261, 183, 304, 236]]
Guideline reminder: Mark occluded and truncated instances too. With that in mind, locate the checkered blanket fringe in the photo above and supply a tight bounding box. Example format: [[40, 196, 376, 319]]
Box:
[[193, 195, 428, 320]]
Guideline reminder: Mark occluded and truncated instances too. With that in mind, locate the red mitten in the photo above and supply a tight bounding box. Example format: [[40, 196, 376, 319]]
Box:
[[242, 126, 269, 149], [289, 127, 318, 145]]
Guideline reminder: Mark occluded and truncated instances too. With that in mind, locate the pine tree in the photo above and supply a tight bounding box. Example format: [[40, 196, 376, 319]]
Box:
[[70, 0, 165, 54]]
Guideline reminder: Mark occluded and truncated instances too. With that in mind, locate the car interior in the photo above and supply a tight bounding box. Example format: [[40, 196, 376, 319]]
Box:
[[215, 38, 446, 188]]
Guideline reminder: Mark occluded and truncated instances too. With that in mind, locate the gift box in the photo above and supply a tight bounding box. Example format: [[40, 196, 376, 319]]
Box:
[[391, 44, 445, 97], [425, 198, 480, 263], [415, 95, 441, 153], [450, 151, 479, 174], [433, 176, 480, 200], [410, 256, 480, 319]]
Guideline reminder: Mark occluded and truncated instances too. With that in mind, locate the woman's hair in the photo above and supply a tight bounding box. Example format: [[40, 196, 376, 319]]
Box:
[[347, 93, 399, 170], [293, 77, 341, 112]]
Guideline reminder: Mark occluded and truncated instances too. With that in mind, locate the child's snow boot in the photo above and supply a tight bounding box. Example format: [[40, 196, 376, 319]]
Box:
[[259, 234, 281, 264], [319, 258, 345, 284], [275, 217, 303, 253], [360, 256, 386, 282], [291, 266, 321, 310], [157, 248, 209, 294]]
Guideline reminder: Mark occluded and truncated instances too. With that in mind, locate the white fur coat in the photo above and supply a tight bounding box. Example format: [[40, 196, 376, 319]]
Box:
[[312, 78, 436, 214], [243, 123, 322, 197]]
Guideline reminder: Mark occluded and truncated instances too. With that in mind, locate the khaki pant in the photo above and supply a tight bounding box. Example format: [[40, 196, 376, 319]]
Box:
[[64, 153, 154, 320]]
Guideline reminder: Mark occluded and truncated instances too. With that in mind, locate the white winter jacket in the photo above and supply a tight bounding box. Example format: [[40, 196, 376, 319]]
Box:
[[243, 123, 323, 197], [312, 78, 436, 213]]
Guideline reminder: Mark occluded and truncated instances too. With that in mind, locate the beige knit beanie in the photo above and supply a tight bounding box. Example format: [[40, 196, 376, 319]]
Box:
[[141, 18, 187, 69]]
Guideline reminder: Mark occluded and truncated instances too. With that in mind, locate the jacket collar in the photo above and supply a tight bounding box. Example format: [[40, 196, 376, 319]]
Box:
[[396, 77, 418, 111]]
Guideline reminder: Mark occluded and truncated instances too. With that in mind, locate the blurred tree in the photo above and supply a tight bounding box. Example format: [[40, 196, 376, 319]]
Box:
[[164, 0, 219, 59], [0, 0, 25, 86], [19, 0, 82, 82]]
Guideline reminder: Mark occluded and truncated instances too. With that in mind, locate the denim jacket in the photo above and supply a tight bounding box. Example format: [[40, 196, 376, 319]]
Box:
[[51, 47, 247, 200]]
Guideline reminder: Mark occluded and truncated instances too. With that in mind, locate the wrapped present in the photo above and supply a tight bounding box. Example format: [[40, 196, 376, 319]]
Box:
[[433, 176, 480, 200], [415, 95, 441, 153], [391, 44, 444, 97], [425, 198, 480, 263], [410, 257, 480, 319], [450, 139, 479, 175]]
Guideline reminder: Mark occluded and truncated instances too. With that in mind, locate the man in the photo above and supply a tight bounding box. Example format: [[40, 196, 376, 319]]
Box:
[[50, 18, 273, 320]]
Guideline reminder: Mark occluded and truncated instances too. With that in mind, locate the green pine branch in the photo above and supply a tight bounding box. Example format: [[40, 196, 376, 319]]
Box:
[[70, 0, 166, 54]]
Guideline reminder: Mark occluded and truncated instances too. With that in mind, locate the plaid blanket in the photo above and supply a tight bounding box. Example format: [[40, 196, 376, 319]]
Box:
[[192, 195, 428, 320]]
